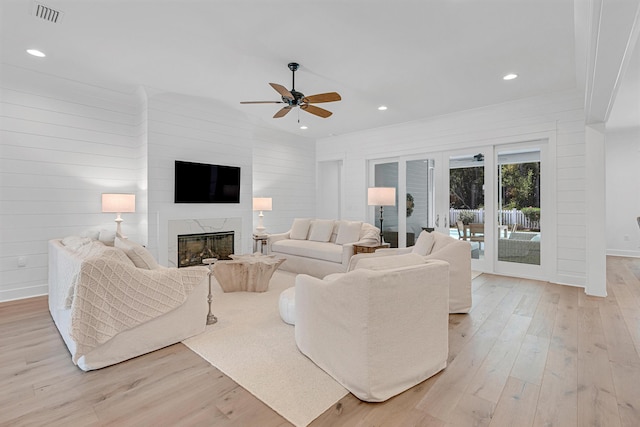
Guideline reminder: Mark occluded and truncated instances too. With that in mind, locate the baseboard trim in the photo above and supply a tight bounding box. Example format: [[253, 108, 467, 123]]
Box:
[[606, 249, 640, 258], [0, 284, 48, 303]]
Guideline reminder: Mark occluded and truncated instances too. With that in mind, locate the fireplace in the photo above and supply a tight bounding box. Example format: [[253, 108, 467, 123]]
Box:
[[177, 231, 234, 267]]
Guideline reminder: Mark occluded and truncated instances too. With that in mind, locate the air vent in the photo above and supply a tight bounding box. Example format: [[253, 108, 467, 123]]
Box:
[[31, 1, 64, 23]]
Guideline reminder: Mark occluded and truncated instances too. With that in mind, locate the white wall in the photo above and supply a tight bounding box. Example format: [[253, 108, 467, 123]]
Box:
[[252, 125, 316, 234], [317, 90, 589, 287], [145, 92, 254, 263], [0, 64, 145, 301], [605, 128, 640, 257]]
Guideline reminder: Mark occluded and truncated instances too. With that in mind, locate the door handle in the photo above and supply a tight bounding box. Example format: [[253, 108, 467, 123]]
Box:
[[436, 214, 440, 227]]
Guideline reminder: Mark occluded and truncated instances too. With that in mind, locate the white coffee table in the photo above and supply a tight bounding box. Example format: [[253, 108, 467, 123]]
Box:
[[213, 253, 285, 292]]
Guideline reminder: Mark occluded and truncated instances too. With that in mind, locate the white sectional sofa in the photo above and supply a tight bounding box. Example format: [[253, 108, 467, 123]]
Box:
[[266, 218, 380, 278], [48, 236, 209, 371]]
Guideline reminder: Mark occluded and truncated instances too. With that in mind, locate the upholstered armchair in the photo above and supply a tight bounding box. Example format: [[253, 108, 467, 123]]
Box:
[[294, 255, 449, 402], [350, 231, 472, 313]]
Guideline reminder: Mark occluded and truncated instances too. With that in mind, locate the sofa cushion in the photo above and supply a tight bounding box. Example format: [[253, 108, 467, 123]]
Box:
[[335, 221, 363, 245], [115, 237, 160, 270], [430, 232, 454, 253], [290, 218, 312, 240], [271, 240, 343, 263], [308, 219, 335, 242], [354, 253, 425, 271], [412, 231, 435, 256]]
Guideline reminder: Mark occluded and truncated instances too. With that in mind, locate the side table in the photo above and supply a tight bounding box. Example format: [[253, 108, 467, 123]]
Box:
[[202, 258, 218, 325], [352, 242, 391, 255], [253, 234, 269, 254]]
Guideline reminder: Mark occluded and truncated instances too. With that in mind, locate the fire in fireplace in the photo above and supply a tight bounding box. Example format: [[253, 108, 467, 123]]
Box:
[[177, 231, 234, 267]]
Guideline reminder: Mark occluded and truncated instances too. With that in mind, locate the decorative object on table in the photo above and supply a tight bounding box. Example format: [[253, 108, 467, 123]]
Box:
[[101, 193, 135, 238], [202, 258, 218, 325], [367, 187, 396, 240], [253, 197, 272, 234]]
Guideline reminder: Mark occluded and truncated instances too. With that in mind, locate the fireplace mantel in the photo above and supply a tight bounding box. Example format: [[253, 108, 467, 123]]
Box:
[[168, 218, 242, 267]]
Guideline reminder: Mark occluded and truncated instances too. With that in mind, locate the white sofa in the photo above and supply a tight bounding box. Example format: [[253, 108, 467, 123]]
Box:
[[295, 254, 450, 402], [266, 218, 380, 278], [350, 230, 472, 313], [48, 236, 209, 371]]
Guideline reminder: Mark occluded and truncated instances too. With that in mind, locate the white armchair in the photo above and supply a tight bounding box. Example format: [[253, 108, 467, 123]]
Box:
[[294, 256, 449, 402], [350, 231, 472, 313]]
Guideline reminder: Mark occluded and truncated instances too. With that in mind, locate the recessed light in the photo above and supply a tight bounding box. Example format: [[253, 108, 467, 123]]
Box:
[[378, 105, 388, 111], [26, 49, 46, 57], [503, 73, 518, 80], [300, 125, 308, 130]]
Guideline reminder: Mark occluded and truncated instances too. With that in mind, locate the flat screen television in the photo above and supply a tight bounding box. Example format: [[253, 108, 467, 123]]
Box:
[[174, 160, 241, 203]]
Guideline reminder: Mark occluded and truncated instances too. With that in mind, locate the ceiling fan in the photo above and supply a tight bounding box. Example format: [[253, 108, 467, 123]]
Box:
[[241, 62, 341, 119]]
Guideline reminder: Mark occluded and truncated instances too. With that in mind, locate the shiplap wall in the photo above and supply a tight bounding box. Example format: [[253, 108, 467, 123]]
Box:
[[605, 128, 640, 257], [252, 125, 316, 234], [145, 92, 254, 263], [0, 65, 145, 301], [317, 90, 588, 286]]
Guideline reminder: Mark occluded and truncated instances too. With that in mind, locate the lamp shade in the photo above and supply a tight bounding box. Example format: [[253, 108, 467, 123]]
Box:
[[367, 187, 396, 206], [102, 194, 136, 213], [253, 197, 272, 211]]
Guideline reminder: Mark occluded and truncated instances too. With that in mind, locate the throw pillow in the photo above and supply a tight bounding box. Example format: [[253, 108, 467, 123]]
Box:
[[412, 231, 436, 256], [115, 237, 160, 270], [61, 235, 92, 250], [290, 218, 312, 240], [98, 229, 116, 246], [335, 221, 362, 245], [308, 219, 335, 242], [354, 253, 425, 271]]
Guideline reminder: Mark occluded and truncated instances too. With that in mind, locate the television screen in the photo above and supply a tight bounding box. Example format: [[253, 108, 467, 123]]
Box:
[[174, 160, 241, 203]]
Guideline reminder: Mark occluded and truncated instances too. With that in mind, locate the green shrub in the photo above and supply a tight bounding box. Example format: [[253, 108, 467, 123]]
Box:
[[521, 207, 541, 224], [458, 211, 475, 225]]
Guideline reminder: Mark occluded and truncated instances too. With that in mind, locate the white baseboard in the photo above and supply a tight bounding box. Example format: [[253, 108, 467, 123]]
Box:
[[0, 284, 48, 303], [606, 249, 640, 258], [552, 274, 586, 288]]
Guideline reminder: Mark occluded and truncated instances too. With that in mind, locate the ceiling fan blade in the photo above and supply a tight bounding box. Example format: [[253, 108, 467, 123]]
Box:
[[240, 101, 283, 104], [273, 106, 292, 118], [301, 104, 332, 118], [269, 83, 294, 100], [303, 92, 342, 104]]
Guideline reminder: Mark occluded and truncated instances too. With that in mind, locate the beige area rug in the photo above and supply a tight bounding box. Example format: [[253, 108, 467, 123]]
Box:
[[182, 271, 348, 427]]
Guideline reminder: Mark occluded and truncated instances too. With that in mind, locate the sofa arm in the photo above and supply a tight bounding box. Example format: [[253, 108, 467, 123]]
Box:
[[266, 231, 290, 253]]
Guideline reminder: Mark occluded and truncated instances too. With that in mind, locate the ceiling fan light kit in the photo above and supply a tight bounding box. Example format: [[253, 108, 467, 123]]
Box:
[[241, 62, 341, 119]]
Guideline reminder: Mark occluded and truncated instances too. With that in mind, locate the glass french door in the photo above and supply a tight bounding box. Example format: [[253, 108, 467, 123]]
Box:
[[370, 156, 436, 248], [369, 139, 550, 279], [438, 147, 492, 271], [494, 141, 547, 278]]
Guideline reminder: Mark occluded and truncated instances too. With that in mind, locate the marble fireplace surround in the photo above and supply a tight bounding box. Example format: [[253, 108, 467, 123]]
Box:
[[168, 218, 242, 268]]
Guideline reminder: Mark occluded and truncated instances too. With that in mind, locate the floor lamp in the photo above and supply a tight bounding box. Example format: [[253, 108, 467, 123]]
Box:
[[253, 197, 272, 235], [102, 193, 136, 238], [367, 187, 396, 241]]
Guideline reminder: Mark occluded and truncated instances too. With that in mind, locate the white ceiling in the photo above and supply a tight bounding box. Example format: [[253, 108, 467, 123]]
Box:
[[0, 0, 620, 138]]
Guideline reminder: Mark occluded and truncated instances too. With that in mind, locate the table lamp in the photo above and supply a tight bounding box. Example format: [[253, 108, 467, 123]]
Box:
[[102, 193, 136, 237], [367, 187, 396, 240], [253, 197, 272, 235]]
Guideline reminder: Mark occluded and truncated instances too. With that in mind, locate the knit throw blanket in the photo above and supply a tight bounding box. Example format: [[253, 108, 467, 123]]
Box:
[[69, 256, 208, 363]]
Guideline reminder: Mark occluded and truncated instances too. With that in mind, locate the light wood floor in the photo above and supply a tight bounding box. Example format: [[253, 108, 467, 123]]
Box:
[[1, 256, 639, 426]]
